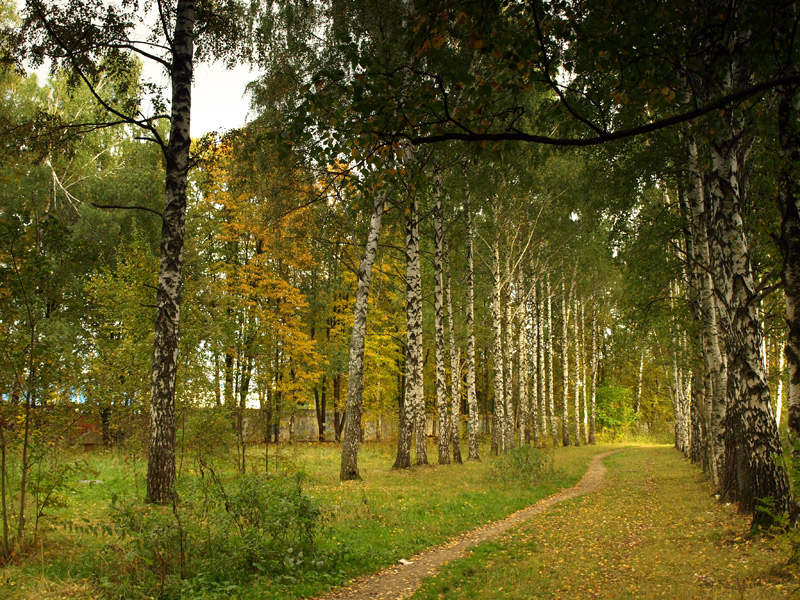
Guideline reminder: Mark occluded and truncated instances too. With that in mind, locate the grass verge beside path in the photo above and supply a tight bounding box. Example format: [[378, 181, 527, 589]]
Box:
[[1, 442, 610, 600], [411, 446, 797, 600]]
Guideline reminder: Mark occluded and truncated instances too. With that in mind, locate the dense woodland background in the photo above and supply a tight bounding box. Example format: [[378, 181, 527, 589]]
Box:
[[1, 0, 800, 597]]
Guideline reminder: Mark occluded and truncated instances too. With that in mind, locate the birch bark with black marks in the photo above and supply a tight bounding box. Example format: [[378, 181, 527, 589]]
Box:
[[687, 136, 727, 487], [580, 300, 588, 443], [635, 348, 645, 414], [146, 0, 195, 504], [518, 270, 531, 445], [340, 192, 386, 480], [547, 272, 557, 445], [573, 293, 581, 445], [445, 239, 463, 463], [537, 278, 546, 444], [503, 259, 515, 451], [560, 278, 571, 446], [433, 168, 451, 465], [590, 301, 598, 445], [707, 111, 791, 522], [491, 232, 505, 455], [464, 199, 480, 460]]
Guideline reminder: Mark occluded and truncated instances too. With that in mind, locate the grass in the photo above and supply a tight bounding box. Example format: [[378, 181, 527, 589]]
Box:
[[1, 440, 611, 600], [411, 445, 799, 600]]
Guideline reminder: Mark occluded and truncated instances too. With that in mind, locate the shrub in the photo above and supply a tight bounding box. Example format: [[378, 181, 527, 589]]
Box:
[[488, 445, 556, 487], [104, 472, 325, 598]]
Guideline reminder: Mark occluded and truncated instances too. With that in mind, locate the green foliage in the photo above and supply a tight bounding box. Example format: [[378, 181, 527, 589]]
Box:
[[103, 473, 324, 599], [488, 445, 556, 488], [595, 385, 638, 439]]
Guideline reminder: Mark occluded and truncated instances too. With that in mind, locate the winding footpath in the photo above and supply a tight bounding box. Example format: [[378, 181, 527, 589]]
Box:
[[316, 450, 618, 600]]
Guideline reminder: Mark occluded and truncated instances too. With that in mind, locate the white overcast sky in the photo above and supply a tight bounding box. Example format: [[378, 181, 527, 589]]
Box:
[[184, 62, 254, 137]]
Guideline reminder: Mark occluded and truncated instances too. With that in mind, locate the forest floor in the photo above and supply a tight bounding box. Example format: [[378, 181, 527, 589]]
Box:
[[2, 443, 797, 599], [317, 450, 617, 600], [406, 446, 799, 600]]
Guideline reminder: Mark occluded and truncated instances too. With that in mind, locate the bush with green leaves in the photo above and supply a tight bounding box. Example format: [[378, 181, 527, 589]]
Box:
[[488, 445, 556, 487], [104, 472, 325, 599], [595, 385, 639, 440]]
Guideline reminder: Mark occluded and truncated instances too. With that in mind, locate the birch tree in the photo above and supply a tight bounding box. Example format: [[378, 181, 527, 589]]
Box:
[[560, 277, 571, 446], [433, 168, 451, 465], [518, 270, 531, 445], [547, 272, 557, 445], [340, 191, 386, 480], [464, 198, 481, 460], [572, 292, 581, 445], [490, 231, 506, 454], [445, 240, 463, 463]]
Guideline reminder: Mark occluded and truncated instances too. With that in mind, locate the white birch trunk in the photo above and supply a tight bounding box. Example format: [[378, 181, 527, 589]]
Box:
[[590, 302, 598, 444], [581, 300, 588, 443], [491, 234, 505, 454], [146, 0, 194, 503], [445, 239, 463, 463], [433, 168, 450, 465], [707, 108, 790, 520], [777, 338, 784, 428], [537, 278, 547, 444], [530, 277, 540, 445], [464, 200, 480, 460], [503, 261, 515, 451], [636, 348, 645, 414], [340, 193, 386, 480], [408, 194, 427, 465], [687, 136, 727, 487], [518, 270, 530, 445], [547, 272, 557, 445], [572, 293, 581, 445], [560, 278, 571, 446]]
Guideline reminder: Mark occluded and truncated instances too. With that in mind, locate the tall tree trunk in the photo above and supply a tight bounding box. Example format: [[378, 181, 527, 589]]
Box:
[[518, 270, 531, 445], [464, 200, 480, 460], [580, 300, 588, 443], [433, 168, 451, 465], [635, 348, 645, 414], [445, 239, 463, 463], [503, 259, 515, 452], [409, 195, 427, 465], [538, 278, 547, 444], [340, 193, 385, 480], [590, 301, 597, 445], [560, 278, 571, 446], [778, 82, 800, 438], [333, 374, 343, 442], [573, 293, 581, 446], [547, 272, 557, 445], [396, 193, 426, 467], [315, 375, 327, 442], [776, 338, 784, 428], [708, 117, 791, 523], [490, 233, 505, 455], [146, 0, 195, 504], [224, 351, 234, 409], [687, 136, 727, 487]]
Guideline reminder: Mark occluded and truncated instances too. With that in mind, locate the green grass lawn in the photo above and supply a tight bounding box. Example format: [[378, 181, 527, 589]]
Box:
[[411, 445, 799, 600], [1, 440, 610, 600]]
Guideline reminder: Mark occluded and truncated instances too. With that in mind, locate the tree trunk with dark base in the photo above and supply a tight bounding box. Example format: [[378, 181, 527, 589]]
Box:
[[340, 193, 385, 481], [146, 0, 194, 504]]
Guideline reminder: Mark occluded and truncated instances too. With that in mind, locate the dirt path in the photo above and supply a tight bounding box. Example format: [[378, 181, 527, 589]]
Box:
[[316, 450, 618, 600]]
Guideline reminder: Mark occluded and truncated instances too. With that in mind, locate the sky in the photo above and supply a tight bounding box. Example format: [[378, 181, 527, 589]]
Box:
[[186, 62, 254, 138]]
